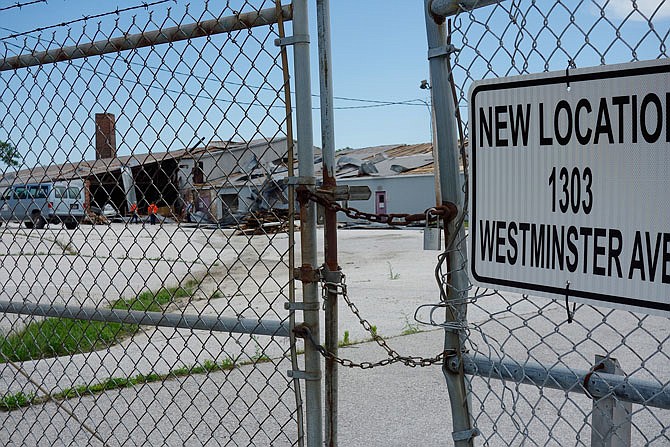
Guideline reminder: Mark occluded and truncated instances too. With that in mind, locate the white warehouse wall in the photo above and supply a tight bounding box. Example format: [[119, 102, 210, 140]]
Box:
[[337, 172, 466, 223]]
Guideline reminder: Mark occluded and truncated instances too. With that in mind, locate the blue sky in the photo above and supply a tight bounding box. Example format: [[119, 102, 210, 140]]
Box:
[[0, 0, 434, 162], [0, 0, 668, 167]]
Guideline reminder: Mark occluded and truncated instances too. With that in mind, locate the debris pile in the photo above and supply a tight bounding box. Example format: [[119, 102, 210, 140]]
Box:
[[235, 210, 294, 235]]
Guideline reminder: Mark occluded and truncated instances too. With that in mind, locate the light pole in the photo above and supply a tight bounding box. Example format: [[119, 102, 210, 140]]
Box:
[[419, 79, 440, 204]]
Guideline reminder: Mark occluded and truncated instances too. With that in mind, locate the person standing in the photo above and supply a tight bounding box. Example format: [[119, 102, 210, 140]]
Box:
[[130, 202, 139, 224], [148, 202, 158, 225]]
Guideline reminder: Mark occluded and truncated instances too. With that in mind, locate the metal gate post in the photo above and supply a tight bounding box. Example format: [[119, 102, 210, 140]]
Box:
[[591, 356, 632, 447], [316, 0, 340, 446], [292, 1, 323, 446], [423, 1, 475, 446]]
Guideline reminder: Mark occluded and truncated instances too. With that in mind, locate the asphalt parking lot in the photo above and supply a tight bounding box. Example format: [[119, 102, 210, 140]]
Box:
[[0, 222, 667, 445]]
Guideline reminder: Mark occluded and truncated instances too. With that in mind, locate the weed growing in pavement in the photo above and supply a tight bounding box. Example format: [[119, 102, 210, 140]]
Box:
[[251, 336, 271, 363], [50, 358, 236, 404], [0, 356, 241, 411], [386, 262, 400, 280], [0, 391, 36, 411], [112, 280, 196, 312], [370, 325, 378, 339], [210, 290, 223, 299], [401, 313, 421, 335], [339, 330, 352, 347], [0, 279, 201, 363]]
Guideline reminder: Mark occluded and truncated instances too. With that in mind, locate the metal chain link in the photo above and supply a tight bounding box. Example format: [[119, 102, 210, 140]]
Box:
[[298, 187, 457, 227], [294, 271, 453, 369]]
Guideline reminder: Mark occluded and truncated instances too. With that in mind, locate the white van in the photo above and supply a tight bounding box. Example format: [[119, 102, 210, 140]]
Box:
[[0, 180, 86, 229]]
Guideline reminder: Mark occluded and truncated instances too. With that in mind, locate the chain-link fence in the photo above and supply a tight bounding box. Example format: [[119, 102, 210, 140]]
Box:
[[0, 1, 306, 445], [424, 1, 670, 445], [2, 0, 670, 445]]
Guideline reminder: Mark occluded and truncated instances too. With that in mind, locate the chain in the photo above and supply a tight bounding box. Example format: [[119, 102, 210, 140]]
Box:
[[293, 272, 454, 369], [292, 187, 457, 367], [298, 187, 457, 227]]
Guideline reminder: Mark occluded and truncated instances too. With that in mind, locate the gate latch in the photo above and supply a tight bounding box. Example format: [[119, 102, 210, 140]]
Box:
[[274, 34, 310, 47]]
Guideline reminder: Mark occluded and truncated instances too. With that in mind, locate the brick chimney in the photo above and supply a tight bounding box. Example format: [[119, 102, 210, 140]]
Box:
[[95, 113, 117, 159]]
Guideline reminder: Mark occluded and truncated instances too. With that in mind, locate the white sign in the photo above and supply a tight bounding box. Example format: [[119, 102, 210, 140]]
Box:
[[468, 59, 670, 316]]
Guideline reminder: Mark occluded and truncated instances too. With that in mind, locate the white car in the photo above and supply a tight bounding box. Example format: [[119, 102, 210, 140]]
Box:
[[103, 203, 119, 217]]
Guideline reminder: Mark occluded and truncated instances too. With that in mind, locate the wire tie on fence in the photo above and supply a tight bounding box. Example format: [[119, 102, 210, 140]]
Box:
[[564, 281, 576, 323], [583, 361, 606, 399]]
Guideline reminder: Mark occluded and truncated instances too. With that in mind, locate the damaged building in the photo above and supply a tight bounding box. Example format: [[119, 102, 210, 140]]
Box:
[[0, 111, 461, 227], [176, 137, 307, 223], [332, 142, 466, 223]]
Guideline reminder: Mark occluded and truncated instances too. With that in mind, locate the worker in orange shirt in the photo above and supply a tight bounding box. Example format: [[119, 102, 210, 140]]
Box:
[[129, 202, 139, 224], [148, 202, 158, 225]]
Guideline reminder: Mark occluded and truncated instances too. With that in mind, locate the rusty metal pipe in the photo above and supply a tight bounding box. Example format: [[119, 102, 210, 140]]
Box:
[[0, 5, 292, 71], [316, 0, 339, 445]]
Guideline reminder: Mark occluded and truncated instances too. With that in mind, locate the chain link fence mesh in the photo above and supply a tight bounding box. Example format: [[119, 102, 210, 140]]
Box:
[[430, 1, 670, 445], [0, 1, 303, 445]]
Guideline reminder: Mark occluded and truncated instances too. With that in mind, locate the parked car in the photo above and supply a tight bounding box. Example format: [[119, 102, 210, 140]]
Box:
[[0, 180, 86, 229], [103, 203, 119, 217]]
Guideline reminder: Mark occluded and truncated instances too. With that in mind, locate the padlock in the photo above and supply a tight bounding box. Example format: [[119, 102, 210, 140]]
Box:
[[423, 209, 441, 251]]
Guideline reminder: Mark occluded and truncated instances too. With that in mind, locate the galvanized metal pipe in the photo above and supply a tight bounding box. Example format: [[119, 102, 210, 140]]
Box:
[[292, 0, 322, 446], [424, 2, 474, 446], [430, 0, 505, 18], [453, 354, 670, 410], [274, 0, 304, 444], [0, 300, 290, 337], [0, 5, 292, 71], [316, 0, 338, 445]]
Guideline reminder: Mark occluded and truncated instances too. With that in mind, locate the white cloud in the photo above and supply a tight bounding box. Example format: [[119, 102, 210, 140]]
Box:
[[600, 0, 670, 21]]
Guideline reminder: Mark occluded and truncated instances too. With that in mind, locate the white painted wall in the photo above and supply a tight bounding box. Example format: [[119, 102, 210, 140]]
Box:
[[337, 173, 464, 223]]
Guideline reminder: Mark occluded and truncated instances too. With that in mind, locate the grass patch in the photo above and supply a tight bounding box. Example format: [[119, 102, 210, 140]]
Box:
[[2, 321, 440, 412], [0, 318, 134, 363], [0, 357, 238, 411], [55, 239, 78, 256], [0, 391, 36, 411], [0, 280, 199, 363], [53, 357, 235, 402], [112, 284, 193, 312]]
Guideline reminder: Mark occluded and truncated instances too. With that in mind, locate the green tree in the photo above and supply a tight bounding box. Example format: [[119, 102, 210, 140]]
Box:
[[0, 141, 20, 167]]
